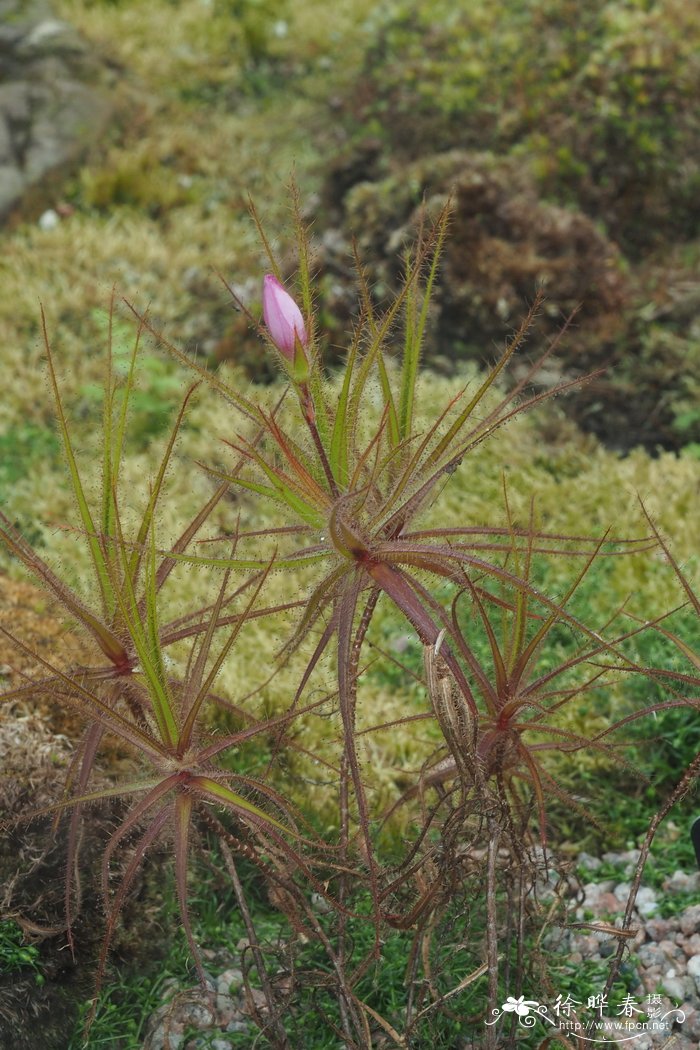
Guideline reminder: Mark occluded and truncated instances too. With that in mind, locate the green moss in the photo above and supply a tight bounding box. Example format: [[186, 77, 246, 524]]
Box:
[[0, 426, 61, 502], [79, 151, 196, 215], [337, 0, 700, 249]]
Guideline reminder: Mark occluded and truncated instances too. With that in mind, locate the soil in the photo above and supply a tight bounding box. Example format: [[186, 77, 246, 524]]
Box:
[[0, 573, 172, 1050], [0, 572, 93, 738]]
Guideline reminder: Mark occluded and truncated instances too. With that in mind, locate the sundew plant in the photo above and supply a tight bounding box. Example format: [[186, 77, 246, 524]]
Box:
[[0, 197, 697, 1049]]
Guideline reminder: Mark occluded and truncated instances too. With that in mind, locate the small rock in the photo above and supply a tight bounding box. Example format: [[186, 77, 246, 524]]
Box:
[[573, 934, 602, 957], [38, 208, 59, 230], [181, 1002, 215, 1029], [311, 891, 333, 913], [665, 870, 691, 893], [662, 975, 687, 1001], [215, 993, 235, 1020], [577, 852, 602, 872], [642, 969, 663, 994], [18, 19, 82, 57], [145, 1025, 184, 1050], [593, 891, 624, 915], [225, 1019, 251, 1034], [614, 881, 632, 901], [684, 1003, 700, 1040], [637, 944, 667, 968], [635, 887, 659, 918], [603, 848, 641, 875], [217, 968, 243, 995], [683, 933, 700, 957], [687, 954, 700, 993], [679, 905, 700, 937], [626, 1035, 653, 1050], [658, 939, 685, 961], [646, 919, 675, 942]]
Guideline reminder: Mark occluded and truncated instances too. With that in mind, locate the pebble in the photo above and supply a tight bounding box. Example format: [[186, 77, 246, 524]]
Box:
[[216, 968, 243, 995], [662, 975, 688, 1000], [558, 858, 700, 1049], [578, 851, 602, 872], [646, 918, 676, 942], [664, 871, 700, 894], [594, 890, 625, 915], [602, 848, 641, 875], [637, 944, 667, 968], [37, 208, 60, 231], [683, 1002, 700, 1040], [679, 905, 700, 937], [687, 954, 700, 992], [225, 1019, 250, 1034], [684, 934, 700, 957], [141, 984, 250, 1050], [635, 887, 659, 918], [658, 939, 685, 961], [139, 856, 700, 1049]]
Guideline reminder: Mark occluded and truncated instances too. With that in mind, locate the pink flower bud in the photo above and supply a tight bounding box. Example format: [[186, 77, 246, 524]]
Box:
[[262, 274, 307, 361]]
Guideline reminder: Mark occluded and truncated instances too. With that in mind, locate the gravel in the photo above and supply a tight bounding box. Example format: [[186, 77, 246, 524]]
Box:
[[140, 853, 700, 1049]]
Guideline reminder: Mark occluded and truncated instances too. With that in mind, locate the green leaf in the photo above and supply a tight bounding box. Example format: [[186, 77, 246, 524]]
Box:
[[41, 308, 113, 617], [189, 775, 289, 833]]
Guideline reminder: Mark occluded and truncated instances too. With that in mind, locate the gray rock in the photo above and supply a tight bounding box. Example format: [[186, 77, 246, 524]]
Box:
[[661, 975, 687, 1001], [0, 0, 115, 221], [683, 933, 700, 957], [680, 905, 700, 937], [215, 993, 235, 1018], [15, 17, 82, 57], [687, 954, 700, 993], [37, 207, 58, 229], [225, 1019, 251, 1034], [635, 886, 659, 918], [646, 918, 677, 942], [658, 938, 685, 961], [145, 1025, 184, 1050], [665, 870, 692, 893], [614, 881, 632, 901], [602, 848, 642, 875], [685, 1003, 700, 1040], [577, 851, 602, 871], [0, 164, 25, 212], [216, 968, 244, 995], [637, 944, 668, 969], [180, 1001, 215, 1028]]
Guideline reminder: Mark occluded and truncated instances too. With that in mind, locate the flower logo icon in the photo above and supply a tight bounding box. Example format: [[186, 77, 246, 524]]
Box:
[[502, 995, 540, 1017]]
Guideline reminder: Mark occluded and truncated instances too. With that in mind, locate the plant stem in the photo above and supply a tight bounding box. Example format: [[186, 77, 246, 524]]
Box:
[[603, 749, 700, 1002], [301, 384, 340, 498], [220, 841, 292, 1050], [485, 819, 501, 1050]]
